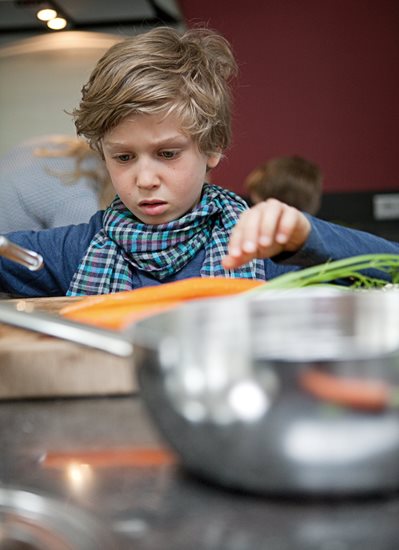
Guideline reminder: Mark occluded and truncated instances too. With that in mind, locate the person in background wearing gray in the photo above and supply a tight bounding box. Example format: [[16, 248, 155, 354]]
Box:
[[0, 134, 113, 232], [244, 155, 322, 215]]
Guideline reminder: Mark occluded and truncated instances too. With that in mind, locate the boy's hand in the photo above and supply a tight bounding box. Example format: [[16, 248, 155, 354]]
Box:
[[222, 199, 311, 269]]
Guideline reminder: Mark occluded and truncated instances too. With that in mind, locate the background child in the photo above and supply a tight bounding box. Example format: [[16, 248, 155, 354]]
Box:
[[0, 26, 398, 298], [244, 155, 323, 215]]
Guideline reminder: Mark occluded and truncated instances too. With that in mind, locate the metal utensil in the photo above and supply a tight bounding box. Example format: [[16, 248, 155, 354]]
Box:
[[0, 235, 43, 270], [133, 287, 399, 496], [0, 301, 133, 357], [0, 488, 117, 549]]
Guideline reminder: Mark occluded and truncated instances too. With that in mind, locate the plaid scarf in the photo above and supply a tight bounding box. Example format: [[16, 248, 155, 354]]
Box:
[[67, 183, 265, 295]]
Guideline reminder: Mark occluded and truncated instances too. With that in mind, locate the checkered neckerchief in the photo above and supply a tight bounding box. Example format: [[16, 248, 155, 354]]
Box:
[[67, 183, 265, 295]]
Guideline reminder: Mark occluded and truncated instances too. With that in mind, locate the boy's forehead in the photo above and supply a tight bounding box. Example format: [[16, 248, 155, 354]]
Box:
[[103, 113, 190, 145]]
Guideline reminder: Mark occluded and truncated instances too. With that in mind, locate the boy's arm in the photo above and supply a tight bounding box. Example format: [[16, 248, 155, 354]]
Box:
[[0, 212, 103, 297], [223, 199, 399, 271]]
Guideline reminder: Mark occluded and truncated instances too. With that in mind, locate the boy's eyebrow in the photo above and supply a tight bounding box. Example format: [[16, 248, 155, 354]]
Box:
[[103, 135, 189, 149]]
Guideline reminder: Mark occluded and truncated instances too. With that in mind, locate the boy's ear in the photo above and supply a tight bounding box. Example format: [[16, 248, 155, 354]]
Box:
[[207, 151, 222, 169]]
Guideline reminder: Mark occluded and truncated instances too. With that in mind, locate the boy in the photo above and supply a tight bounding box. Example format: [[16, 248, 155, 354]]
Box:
[[0, 26, 398, 297]]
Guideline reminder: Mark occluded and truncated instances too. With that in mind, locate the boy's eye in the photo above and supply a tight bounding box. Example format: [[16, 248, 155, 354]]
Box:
[[115, 154, 132, 162], [159, 150, 178, 160]]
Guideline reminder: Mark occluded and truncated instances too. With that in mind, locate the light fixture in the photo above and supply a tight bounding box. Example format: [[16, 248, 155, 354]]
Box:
[[36, 7, 57, 21], [47, 17, 67, 30], [19, 1, 71, 31]]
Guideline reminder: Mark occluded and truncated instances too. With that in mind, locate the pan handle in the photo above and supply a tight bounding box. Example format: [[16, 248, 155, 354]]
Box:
[[0, 302, 133, 357]]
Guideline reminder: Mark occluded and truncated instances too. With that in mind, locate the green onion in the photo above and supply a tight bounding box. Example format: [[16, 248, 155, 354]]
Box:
[[252, 254, 399, 292]]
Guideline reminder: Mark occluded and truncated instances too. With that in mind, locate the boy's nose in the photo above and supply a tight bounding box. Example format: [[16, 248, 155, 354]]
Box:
[[136, 159, 160, 189]]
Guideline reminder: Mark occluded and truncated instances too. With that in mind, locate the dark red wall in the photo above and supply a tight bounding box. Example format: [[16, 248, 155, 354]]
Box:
[[178, 0, 399, 194]]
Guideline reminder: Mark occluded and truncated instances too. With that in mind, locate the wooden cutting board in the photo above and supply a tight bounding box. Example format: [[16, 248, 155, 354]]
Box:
[[0, 297, 137, 399]]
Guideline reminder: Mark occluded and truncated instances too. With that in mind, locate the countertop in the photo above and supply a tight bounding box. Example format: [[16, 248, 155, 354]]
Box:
[[0, 297, 136, 399], [1, 395, 399, 549]]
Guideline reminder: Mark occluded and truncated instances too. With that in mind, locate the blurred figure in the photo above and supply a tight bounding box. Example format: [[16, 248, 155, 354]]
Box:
[[0, 134, 114, 232], [244, 155, 323, 215]]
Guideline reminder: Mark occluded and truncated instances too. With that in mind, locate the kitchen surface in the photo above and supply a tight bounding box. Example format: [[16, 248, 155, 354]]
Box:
[[1, 292, 399, 549], [1, 395, 399, 549]]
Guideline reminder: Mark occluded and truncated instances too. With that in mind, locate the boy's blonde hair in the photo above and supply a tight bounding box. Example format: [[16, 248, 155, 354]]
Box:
[[73, 26, 237, 157]]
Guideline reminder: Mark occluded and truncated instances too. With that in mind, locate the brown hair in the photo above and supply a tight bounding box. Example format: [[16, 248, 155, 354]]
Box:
[[73, 26, 238, 157], [244, 156, 323, 215]]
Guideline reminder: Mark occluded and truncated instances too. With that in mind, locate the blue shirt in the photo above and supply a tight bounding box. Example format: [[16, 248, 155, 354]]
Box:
[[1, 211, 399, 297]]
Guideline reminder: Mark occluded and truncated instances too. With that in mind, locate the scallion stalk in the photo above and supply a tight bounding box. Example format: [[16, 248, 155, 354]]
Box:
[[252, 254, 399, 292]]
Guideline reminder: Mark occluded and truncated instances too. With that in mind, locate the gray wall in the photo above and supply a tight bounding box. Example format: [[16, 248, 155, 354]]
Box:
[[0, 31, 123, 155]]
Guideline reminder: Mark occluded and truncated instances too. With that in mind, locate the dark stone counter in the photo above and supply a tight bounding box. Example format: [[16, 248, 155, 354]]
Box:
[[1, 396, 398, 549]]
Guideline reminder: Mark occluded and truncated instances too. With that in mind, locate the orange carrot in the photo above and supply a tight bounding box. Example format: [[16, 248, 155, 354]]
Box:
[[61, 277, 264, 330], [43, 447, 176, 468], [299, 368, 390, 411]]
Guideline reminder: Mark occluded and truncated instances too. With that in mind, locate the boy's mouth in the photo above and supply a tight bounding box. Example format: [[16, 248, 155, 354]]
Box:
[[138, 199, 168, 216]]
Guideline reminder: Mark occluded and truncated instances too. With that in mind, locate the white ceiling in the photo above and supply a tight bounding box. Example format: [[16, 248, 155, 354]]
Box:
[[0, 0, 183, 36]]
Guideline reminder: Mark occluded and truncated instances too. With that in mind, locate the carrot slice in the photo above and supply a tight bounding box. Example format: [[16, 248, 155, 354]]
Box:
[[43, 447, 176, 468], [299, 368, 390, 411], [61, 277, 264, 330]]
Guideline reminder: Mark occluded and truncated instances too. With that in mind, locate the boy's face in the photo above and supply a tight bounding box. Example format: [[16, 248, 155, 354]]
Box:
[[102, 113, 221, 225]]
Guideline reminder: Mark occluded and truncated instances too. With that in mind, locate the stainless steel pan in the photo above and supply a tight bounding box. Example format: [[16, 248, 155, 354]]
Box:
[[132, 287, 399, 496]]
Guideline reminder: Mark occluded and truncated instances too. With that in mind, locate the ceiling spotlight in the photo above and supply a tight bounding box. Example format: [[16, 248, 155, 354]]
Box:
[[36, 8, 57, 21], [47, 16, 67, 30]]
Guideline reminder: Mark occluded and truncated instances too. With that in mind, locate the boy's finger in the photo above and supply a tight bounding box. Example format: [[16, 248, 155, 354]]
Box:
[[274, 205, 298, 245], [222, 250, 254, 270], [226, 209, 258, 258], [275, 206, 312, 250], [224, 201, 282, 268], [256, 199, 283, 247]]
